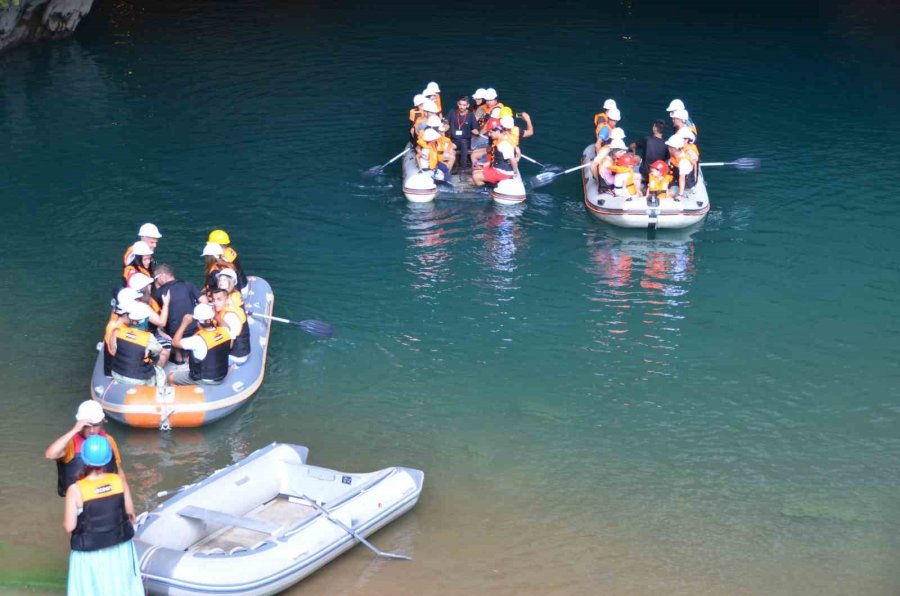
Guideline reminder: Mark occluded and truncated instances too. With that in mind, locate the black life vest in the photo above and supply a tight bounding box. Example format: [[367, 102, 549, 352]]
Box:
[[188, 326, 231, 382], [111, 327, 154, 380], [70, 473, 134, 551], [56, 432, 118, 497]]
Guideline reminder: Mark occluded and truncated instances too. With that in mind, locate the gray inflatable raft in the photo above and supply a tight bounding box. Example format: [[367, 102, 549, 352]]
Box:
[[90, 276, 274, 429], [135, 443, 425, 595]]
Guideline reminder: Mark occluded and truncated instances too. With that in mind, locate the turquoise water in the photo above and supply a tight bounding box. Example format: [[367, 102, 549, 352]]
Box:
[[1, 1, 899, 594]]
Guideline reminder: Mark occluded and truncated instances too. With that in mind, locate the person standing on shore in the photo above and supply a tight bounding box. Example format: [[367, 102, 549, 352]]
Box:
[[64, 435, 143, 596]]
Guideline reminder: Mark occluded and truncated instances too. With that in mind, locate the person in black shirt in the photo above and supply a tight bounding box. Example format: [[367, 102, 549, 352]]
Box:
[[447, 96, 479, 171], [630, 120, 670, 185], [152, 263, 201, 362]]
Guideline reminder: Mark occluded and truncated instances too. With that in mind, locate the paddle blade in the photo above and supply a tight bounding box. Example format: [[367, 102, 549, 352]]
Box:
[[541, 165, 564, 175], [296, 319, 334, 338], [733, 157, 760, 170], [363, 165, 384, 177], [529, 172, 559, 188]]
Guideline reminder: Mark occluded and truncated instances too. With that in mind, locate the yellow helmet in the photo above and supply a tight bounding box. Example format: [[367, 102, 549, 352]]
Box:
[[499, 106, 513, 119], [208, 229, 231, 245]]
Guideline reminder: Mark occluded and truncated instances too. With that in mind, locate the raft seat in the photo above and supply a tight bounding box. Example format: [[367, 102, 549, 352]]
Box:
[[178, 505, 280, 535]]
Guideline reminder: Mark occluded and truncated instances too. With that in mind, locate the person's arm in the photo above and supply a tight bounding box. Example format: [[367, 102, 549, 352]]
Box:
[[171, 314, 194, 349], [149, 291, 171, 328], [520, 112, 534, 139], [45, 422, 88, 460], [64, 483, 81, 533], [121, 475, 136, 524], [146, 334, 163, 356]]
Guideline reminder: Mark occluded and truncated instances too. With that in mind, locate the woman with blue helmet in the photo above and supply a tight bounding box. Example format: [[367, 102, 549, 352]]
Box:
[[63, 435, 143, 595]]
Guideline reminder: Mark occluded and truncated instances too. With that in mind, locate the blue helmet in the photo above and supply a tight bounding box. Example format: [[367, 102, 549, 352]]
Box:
[[81, 435, 113, 467]]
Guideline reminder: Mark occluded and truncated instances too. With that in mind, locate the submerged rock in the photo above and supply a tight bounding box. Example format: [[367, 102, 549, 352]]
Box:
[[0, 0, 93, 55]]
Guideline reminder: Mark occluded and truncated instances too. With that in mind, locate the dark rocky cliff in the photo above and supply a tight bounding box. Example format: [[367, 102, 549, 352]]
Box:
[[0, 0, 94, 54]]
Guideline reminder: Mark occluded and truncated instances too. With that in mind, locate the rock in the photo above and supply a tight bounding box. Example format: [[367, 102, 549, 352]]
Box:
[[0, 0, 94, 55]]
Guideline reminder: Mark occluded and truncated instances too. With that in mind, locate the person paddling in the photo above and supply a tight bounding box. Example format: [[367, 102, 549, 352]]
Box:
[[45, 400, 125, 497], [63, 435, 143, 596], [593, 98, 617, 137]]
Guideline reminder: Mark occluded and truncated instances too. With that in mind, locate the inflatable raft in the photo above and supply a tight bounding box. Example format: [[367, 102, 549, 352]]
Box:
[[401, 142, 527, 205], [90, 276, 274, 429], [135, 443, 425, 595], [581, 145, 710, 229]]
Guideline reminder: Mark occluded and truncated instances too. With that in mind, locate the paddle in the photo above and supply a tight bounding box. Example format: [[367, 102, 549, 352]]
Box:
[[519, 153, 562, 174], [530, 162, 591, 188], [295, 493, 412, 561], [700, 158, 760, 170], [364, 148, 410, 176], [251, 312, 334, 339]]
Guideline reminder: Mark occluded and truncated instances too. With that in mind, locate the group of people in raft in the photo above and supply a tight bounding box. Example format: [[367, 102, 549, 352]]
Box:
[[589, 98, 700, 201], [106, 223, 253, 388], [408, 81, 534, 187]]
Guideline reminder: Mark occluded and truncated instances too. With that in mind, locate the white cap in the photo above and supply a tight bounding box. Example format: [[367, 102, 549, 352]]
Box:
[[666, 99, 685, 112], [127, 301, 153, 322], [193, 303, 215, 322], [473, 88, 487, 99], [606, 108, 621, 121], [422, 128, 440, 142], [202, 242, 223, 257], [75, 400, 105, 424], [500, 116, 515, 129], [490, 107, 501, 118], [678, 127, 696, 141], [609, 138, 628, 150], [666, 134, 685, 148], [422, 100, 439, 113], [216, 268, 238, 281], [138, 223, 162, 238], [127, 272, 153, 291], [610, 128, 626, 140], [426, 114, 442, 127], [672, 108, 689, 121], [132, 240, 153, 256], [496, 141, 515, 160], [116, 287, 140, 313], [484, 88, 498, 100], [603, 99, 617, 110], [424, 81, 440, 94], [413, 94, 425, 106]]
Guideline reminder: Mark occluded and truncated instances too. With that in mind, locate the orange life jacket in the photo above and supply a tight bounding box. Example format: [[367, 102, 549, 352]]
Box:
[[112, 326, 154, 380], [593, 111, 609, 136], [122, 263, 152, 284], [609, 163, 637, 195], [409, 107, 424, 124], [122, 245, 133, 267], [222, 246, 238, 264], [436, 136, 452, 155], [216, 302, 249, 358], [417, 139, 441, 170], [188, 325, 231, 381], [502, 127, 520, 148], [648, 171, 674, 197]]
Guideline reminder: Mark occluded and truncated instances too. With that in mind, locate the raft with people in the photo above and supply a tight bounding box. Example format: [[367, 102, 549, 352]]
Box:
[[90, 275, 274, 429], [581, 143, 710, 229], [398, 83, 530, 206], [134, 442, 425, 595]]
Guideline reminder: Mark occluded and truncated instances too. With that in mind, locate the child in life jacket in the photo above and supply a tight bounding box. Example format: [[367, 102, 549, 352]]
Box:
[[647, 160, 674, 200], [417, 128, 449, 181], [610, 152, 640, 198]]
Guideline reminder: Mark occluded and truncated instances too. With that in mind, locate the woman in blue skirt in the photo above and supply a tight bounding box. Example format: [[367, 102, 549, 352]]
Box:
[[64, 435, 144, 595]]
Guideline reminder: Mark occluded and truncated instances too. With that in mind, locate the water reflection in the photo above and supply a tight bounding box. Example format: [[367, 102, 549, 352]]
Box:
[[477, 204, 528, 297], [585, 228, 697, 373], [402, 202, 457, 300]]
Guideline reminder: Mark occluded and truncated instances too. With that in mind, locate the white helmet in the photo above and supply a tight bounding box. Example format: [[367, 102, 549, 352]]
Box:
[[216, 268, 238, 282], [678, 128, 696, 141], [132, 240, 153, 256], [610, 128, 626, 140], [421, 128, 441, 142], [424, 81, 440, 94], [426, 114, 442, 127], [202, 242, 223, 257], [193, 303, 215, 322], [115, 288, 140, 314], [127, 301, 153, 323], [413, 93, 425, 106], [666, 134, 685, 148], [666, 99, 685, 112], [422, 99, 439, 113], [606, 108, 621, 121], [138, 223, 162, 238], [127, 272, 153, 291], [672, 108, 689, 121], [490, 107, 502, 118], [603, 99, 617, 110], [483, 88, 498, 100], [472, 88, 487, 99], [609, 138, 628, 150], [500, 116, 515, 129], [75, 400, 105, 424]]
